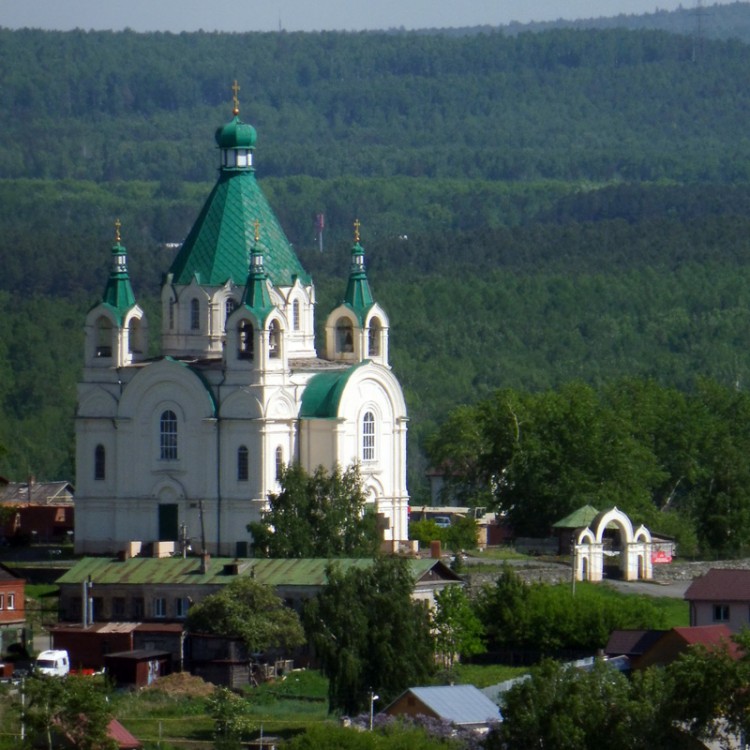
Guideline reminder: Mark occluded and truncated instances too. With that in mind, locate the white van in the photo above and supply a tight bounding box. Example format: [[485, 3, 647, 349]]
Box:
[[35, 650, 70, 677]]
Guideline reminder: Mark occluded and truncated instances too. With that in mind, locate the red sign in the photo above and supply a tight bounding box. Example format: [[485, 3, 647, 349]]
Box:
[[651, 549, 672, 564]]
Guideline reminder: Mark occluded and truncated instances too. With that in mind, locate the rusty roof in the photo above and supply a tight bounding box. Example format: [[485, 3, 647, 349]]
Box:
[[684, 568, 750, 602], [56, 556, 461, 588]]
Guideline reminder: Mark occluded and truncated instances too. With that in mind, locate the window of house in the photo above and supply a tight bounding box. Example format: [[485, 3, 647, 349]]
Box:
[[293, 300, 300, 331], [238, 446, 249, 481], [362, 411, 376, 461], [336, 318, 354, 353], [92, 596, 102, 621], [113, 597, 126, 619], [714, 604, 730, 622], [7, 593, 15, 611], [132, 597, 145, 619], [94, 444, 106, 480], [238, 321, 254, 360], [269, 320, 281, 359], [160, 410, 178, 460], [153, 597, 167, 618], [0, 594, 4, 610], [275, 446, 284, 481], [175, 597, 190, 619], [190, 298, 200, 330]]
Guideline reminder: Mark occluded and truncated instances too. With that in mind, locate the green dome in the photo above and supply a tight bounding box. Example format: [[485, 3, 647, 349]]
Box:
[[215, 115, 257, 149]]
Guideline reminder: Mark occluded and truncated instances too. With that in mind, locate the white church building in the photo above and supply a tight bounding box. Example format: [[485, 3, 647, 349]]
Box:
[[74, 91, 410, 556]]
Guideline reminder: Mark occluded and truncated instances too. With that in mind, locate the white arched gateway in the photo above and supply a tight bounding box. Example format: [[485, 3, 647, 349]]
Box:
[[573, 507, 653, 582]]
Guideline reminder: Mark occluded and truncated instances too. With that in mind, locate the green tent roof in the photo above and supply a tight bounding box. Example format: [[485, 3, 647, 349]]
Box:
[[168, 169, 310, 288], [99, 241, 137, 324]]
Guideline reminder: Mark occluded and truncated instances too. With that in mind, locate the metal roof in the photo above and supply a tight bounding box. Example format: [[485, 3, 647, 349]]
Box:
[[56, 556, 460, 588], [390, 685, 502, 726], [168, 169, 310, 288], [299, 361, 367, 419]]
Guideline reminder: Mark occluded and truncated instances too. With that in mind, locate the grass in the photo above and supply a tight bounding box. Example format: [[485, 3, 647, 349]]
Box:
[[451, 662, 529, 688]]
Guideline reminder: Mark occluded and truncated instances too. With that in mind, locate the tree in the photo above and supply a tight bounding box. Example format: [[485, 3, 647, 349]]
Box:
[[304, 557, 435, 715], [21, 674, 117, 750], [431, 586, 484, 670], [206, 686, 255, 750], [493, 658, 679, 750], [185, 576, 305, 654], [248, 463, 380, 558]]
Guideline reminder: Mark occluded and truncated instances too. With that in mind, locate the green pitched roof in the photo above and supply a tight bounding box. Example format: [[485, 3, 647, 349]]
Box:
[[100, 241, 137, 323], [299, 362, 369, 419], [168, 169, 310, 288], [240, 247, 274, 322], [552, 504, 600, 529], [56, 556, 460, 588]]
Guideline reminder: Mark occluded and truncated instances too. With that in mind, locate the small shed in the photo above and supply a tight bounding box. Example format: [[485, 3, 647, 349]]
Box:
[[104, 649, 172, 688], [384, 685, 501, 733]]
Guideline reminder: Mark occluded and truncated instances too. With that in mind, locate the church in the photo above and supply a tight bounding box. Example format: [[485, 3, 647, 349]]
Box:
[[74, 88, 410, 557]]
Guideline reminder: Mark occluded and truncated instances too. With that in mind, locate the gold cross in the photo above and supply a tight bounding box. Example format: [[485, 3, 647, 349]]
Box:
[[232, 80, 240, 116], [115, 218, 121, 243], [354, 218, 361, 243], [254, 219, 260, 244]]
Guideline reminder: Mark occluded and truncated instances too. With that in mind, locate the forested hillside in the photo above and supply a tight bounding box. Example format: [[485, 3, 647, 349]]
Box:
[[2, 18, 750, 547]]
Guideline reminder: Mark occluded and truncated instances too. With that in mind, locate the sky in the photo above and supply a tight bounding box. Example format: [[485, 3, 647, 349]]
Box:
[[0, 0, 736, 33]]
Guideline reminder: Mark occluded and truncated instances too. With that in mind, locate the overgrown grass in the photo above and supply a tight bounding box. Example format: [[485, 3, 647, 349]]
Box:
[[450, 662, 529, 688]]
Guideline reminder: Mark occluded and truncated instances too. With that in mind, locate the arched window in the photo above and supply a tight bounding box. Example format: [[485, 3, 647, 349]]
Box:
[[237, 446, 249, 481], [362, 411, 376, 461], [190, 298, 200, 330], [292, 299, 300, 331], [94, 444, 106, 480], [336, 317, 354, 353], [269, 320, 281, 359], [275, 446, 284, 480], [238, 321, 254, 360], [168, 299, 175, 330], [128, 318, 142, 354], [226, 298, 237, 320], [368, 318, 382, 357], [160, 410, 178, 461], [95, 317, 112, 358]]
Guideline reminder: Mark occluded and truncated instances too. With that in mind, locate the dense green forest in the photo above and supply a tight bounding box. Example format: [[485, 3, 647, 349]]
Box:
[[3, 15, 750, 552]]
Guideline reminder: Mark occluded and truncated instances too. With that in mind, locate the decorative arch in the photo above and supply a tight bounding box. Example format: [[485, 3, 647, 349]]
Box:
[[573, 507, 653, 583]]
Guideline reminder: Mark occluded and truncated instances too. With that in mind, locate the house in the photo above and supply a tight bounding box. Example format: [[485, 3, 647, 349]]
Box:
[[74, 86, 411, 558], [384, 685, 502, 733], [55, 555, 463, 624], [604, 629, 666, 670], [684, 568, 750, 632], [635, 625, 739, 670], [0, 562, 25, 627], [0, 478, 74, 543]]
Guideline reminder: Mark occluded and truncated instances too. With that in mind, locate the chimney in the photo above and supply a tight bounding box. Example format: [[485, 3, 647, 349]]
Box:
[[200, 552, 210, 574], [430, 540, 442, 559]]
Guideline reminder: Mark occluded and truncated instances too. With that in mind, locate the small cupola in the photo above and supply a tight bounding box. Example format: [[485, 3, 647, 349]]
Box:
[[84, 220, 148, 368], [215, 80, 257, 171], [324, 220, 390, 365]]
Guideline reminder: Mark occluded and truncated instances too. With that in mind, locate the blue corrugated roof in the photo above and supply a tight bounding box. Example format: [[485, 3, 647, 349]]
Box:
[[395, 685, 502, 726]]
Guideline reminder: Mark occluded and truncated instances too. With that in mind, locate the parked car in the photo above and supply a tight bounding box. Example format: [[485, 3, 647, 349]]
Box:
[[433, 516, 451, 528]]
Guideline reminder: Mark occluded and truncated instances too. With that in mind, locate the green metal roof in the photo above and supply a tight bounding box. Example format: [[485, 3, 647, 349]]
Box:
[[240, 248, 274, 322], [552, 505, 601, 529], [299, 361, 369, 419], [168, 169, 310, 288], [100, 241, 137, 324], [342, 241, 375, 324], [215, 115, 257, 150], [56, 556, 459, 588]]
